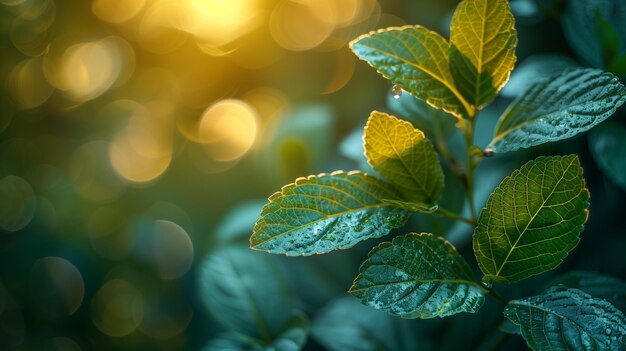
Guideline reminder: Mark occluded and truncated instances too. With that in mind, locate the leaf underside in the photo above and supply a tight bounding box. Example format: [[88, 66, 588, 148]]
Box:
[[250, 171, 410, 256], [350, 25, 470, 119], [473, 155, 589, 284], [490, 68, 626, 153], [450, 0, 517, 108], [350, 233, 485, 319], [504, 285, 626, 351], [364, 111, 445, 205]]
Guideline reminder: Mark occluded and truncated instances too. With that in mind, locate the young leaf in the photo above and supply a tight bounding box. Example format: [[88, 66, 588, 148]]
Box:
[[350, 25, 471, 119], [489, 68, 626, 153], [473, 155, 590, 284], [364, 111, 445, 205], [350, 233, 486, 319], [198, 245, 293, 341], [450, 0, 517, 108], [504, 285, 626, 351], [589, 122, 626, 191], [250, 171, 410, 256]]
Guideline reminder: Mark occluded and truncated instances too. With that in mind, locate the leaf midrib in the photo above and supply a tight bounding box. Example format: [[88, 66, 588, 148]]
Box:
[[493, 157, 577, 277]]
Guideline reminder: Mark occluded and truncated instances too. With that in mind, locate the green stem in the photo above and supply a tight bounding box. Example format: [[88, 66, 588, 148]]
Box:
[[435, 207, 477, 226], [462, 115, 478, 221], [486, 287, 508, 306], [488, 332, 510, 351]]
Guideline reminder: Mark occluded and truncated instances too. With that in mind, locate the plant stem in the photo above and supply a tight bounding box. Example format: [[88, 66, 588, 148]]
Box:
[[488, 332, 510, 351], [461, 115, 478, 221], [486, 287, 508, 306], [435, 207, 476, 226]]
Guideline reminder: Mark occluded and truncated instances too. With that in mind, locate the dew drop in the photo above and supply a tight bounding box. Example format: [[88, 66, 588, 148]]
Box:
[[483, 148, 494, 157], [391, 85, 403, 99], [606, 328, 612, 335]]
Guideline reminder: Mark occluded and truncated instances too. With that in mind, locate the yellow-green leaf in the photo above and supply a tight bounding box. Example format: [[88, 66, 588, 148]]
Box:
[[473, 155, 590, 284], [450, 0, 517, 108], [364, 111, 445, 205], [350, 26, 471, 119]]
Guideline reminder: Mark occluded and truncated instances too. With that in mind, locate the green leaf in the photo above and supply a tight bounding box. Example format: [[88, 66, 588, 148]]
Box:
[[364, 111, 445, 205], [350, 233, 486, 319], [381, 199, 438, 213], [548, 271, 626, 313], [350, 25, 471, 119], [312, 297, 430, 351], [204, 313, 310, 351], [198, 245, 294, 341], [504, 285, 626, 351], [250, 171, 410, 256], [450, 0, 517, 108], [473, 155, 590, 284], [489, 68, 626, 153], [590, 122, 626, 191]]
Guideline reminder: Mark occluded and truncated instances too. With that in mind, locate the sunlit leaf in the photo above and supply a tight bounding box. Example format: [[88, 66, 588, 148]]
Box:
[[364, 111, 445, 205], [311, 297, 429, 351], [350, 25, 471, 119], [350, 233, 486, 318], [450, 0, 517, 108], [548, 271, 626, 313], [203, 313, 309, 351], [504, 285, 626, 351], [250, 171, 410, 256], [589, 122, 626, 191], [489, 68, 626, 153], [473, 155, 590, 284], [198, 245, 293, 341]]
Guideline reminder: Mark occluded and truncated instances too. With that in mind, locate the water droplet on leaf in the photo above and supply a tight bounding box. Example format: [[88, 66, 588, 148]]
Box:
[[391, 85, 402, 99], [483, 148, 494, 157]]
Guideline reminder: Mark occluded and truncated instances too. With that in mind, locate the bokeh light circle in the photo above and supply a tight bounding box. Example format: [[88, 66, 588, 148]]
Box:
[[0, 175, 36, 232], [29, 257, 85, 319], [92, 279, 145, 337]]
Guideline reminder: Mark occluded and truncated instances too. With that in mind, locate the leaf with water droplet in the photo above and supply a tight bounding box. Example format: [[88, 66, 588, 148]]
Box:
[[547, 270, 626, 313], [350, 233, 486, 319], [450, 0, 517, 108], [391, 84, 403, 99], [350, 25, 471, 119], [364, 111, 445, 205], [489, 68, 626, 153], [473, 155, 590, 284], [504, 285, 626, 351], [251, 171, 410, 256]]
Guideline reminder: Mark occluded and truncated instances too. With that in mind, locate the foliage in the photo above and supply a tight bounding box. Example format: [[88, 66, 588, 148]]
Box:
[[245, 0, 626, 350]]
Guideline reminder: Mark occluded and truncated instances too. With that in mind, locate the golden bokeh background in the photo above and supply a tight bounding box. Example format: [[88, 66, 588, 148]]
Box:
[[0, 0, 474, 349]]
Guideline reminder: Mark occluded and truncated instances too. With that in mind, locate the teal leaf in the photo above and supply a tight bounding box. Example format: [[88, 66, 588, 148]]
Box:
[[198, 245, 293, 341], [350, 233, 486, 319], [312, 297, 429, 351], [203, 313, 309, 351], [501, 54, 577, 98], [589, 122, 626, 191], [364, 111, 445, 205], [250, 171, 410, 256], [350, 25, 472, 119], [489, 68, 626, 153], [450, 0, 517, 108], [504, 285, 626, 351], [548, 271, 626, 313], [473, 155, 590, 284], [216, 201, 266, 243]]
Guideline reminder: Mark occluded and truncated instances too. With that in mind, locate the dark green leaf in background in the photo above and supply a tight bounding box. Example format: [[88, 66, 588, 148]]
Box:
[[350, 233, 486, 319], [504, 285, 626, 351], [250, 171, 410, 256], [450, 0, 517, 108], [473, 155, 589, 284], [311, 297, 429, 351], [489, 68, 626, 153], [364, 111, 445, 205], [589, 122, 626, 191], [350, 26, 472, 119], [198, 245, 300, 344], [547, 271, 626, 313]]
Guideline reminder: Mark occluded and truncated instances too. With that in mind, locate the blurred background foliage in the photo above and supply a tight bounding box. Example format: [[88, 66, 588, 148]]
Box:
[[0, 0, 625, 350]]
